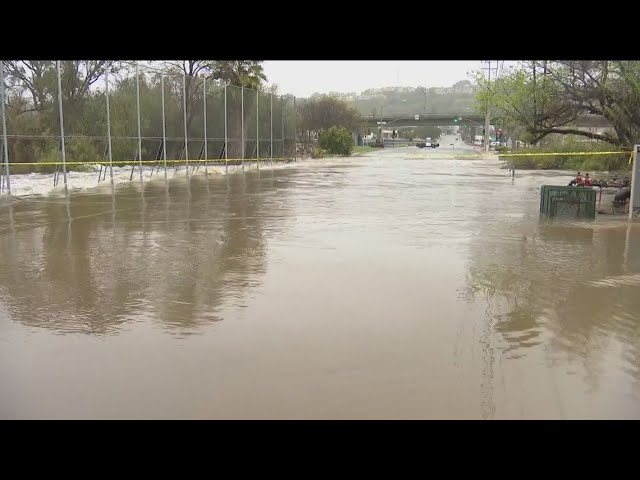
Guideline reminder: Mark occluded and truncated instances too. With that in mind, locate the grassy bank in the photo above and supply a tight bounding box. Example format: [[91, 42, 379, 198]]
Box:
[[498, 140, 631, 172], [351, 145, 378, 155]]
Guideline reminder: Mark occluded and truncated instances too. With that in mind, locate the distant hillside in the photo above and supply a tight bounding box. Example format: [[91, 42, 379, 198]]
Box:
[[305, 80, 477, 116]]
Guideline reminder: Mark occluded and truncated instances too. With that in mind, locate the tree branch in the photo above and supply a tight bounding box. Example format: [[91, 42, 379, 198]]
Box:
[[532, 127, 617, 145]]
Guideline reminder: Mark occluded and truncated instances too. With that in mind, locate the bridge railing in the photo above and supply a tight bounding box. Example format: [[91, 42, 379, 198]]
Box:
[[362, 112, 476, 120]]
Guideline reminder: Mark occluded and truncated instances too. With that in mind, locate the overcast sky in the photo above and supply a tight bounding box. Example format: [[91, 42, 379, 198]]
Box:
[[261, 61, 486, 97]]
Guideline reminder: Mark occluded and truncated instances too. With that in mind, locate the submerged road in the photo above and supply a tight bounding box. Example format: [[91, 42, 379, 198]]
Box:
[[1, 134, 639, 419]]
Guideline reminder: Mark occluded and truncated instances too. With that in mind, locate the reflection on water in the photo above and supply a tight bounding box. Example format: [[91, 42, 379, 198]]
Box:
[[0, 172, 293, 336], [467, 222, 640, 355], [1, 144, 639, 419], [465, 218, 640, 417]]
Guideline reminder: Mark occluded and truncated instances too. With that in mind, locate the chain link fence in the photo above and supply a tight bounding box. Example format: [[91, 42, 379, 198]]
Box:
[[0, 60, 297, 194], [1, 61, 63, 191]]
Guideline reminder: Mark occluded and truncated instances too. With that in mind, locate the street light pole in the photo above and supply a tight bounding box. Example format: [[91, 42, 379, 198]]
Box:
[[484, 60, 492, 153]]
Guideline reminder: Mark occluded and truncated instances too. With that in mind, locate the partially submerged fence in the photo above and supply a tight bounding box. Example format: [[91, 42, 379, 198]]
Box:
[[0, 61, 297, 194]]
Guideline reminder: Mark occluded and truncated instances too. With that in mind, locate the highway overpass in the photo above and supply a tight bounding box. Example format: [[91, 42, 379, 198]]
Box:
[[362, 113, 613, 128]]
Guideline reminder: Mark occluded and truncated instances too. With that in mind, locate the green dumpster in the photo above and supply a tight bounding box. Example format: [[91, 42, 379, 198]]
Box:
[[540, 185, 597, 219]]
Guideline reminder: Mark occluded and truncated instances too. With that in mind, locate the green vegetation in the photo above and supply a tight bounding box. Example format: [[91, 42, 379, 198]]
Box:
[[499, 138, 630, 171], [318, 127, 353, 156], [475, 61, 640, 150], [297, 95, 361, 141], [297, 84, 472, 145], [473, 61, 640, 170], [2, 61, 273, 172], [352, 145, 377, 155], [311, 147, 326, 159], [310, 80, 477, 116], [298, 84, 471, 143]]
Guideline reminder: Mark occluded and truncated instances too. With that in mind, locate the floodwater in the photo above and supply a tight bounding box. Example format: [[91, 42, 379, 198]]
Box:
[[1, 135, 639, 419]]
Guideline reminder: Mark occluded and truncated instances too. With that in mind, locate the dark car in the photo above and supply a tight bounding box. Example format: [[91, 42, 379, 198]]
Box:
[[416, 142, 426, 148]]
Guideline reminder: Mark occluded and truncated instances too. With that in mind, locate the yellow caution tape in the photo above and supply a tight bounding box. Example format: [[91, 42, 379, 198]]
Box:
[[2, 158, 292, 167], [497, 151, 632, 157]]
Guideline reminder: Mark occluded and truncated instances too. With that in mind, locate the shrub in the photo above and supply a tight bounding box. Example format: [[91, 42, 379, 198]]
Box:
[[311, 147, 326, 159], [318, 126, 353, 156], [500, 137, 631, 172]]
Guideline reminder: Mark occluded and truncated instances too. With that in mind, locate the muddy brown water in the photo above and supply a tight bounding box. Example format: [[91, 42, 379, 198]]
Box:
[[1, 141, 639, 419]]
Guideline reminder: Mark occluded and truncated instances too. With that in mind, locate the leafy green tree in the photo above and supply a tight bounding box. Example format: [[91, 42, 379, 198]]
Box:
[[211, 61, 267, 89], [1, 60, 272, 167], [474, 61, 640, 148], [298, 95, 361, 140], [319, 126, 353, 156]]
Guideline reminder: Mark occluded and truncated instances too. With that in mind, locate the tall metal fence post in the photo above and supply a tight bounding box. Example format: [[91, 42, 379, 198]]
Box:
[[203, 76, 208, 177], [136, 62, 143, 181], [281, 96, 285, 161], [56, 60, 68, 191], [0, 60, 11, 194], [630, 145, 640, 221], [270, 94, 273, 165], [241, 86, 245, 171], [183, 73, 189, 178], [161, 73, 167, 181], [224, 83, 228, 174], [293, 96, 297, 162], [256, 90, 259, 171], [105, 68, 114, 185]]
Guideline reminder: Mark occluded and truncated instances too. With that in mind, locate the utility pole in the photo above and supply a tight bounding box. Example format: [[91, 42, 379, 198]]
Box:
[[482, 60, 500, 152], [631, 145, 640, 220], [483, 60, 492, 153], [533, 61, 537, 137], [378, 106, 383, 144]]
